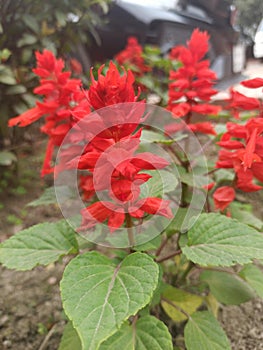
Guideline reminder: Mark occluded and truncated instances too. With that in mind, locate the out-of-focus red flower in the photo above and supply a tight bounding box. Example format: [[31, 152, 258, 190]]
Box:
[[88, 61, 139, 110], [115, 36, 151, 77], [213, 186, 235, 211], [167, 29, 219, 135], [216, 117, 263, 192], [224, 88, 261, 119], [69, 58, 83, 75], [241, 78, 263, 88], [188, 122, 217, 135], [203, 182, 215, 191]]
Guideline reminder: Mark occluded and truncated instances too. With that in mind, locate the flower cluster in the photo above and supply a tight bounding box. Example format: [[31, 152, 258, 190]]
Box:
[[73, 63, 172, 232], [166, 29, 221, 135], [114, 36, 151, 77], [213, 78, 263, 211], [8, 50, 90, 176], [9, 53, 172, 233]]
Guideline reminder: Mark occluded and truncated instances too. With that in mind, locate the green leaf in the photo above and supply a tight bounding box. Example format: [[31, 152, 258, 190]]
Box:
[[0, 220, 79, 270], [27, 186, 73, 207], [239, 264, 263, 298], [58, 322, 82, 350], [214, 169, 234, 183], [22, 14, 39, 33], [0, 68, 16, 85], [17, 33, 38, 47], [99, 322, 133, 350], [133, 235, 161, 251], [200, 270, 255, 305], [184, 311, 231, 350], [60, 252, 159, 350], [99, 315, 173, 350], [5, 85, 27, 95], [0, 48, 11, 61], [0, 151, 17, 166], [230, 202, 263, 230], [166, 208, 188, 235], [161, 286, 203, 322], [182, 213, 263, 266], [140, 169, 178, 198]]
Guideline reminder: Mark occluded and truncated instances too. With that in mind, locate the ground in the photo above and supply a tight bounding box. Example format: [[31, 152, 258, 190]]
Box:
[[1, 59, 263, 349]]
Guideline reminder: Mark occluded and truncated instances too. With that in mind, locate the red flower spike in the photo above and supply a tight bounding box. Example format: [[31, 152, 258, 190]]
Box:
[[115, 36, 151, 77], [213, 186, 235, 211], [216, 116, 263, 193], [88, 61, 139, 110], [167, 28, 220, 134], [9, 49, 90, 176]]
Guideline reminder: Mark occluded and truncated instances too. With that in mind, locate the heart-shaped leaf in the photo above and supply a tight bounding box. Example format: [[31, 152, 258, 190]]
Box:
[[60, 251, 159, 350]]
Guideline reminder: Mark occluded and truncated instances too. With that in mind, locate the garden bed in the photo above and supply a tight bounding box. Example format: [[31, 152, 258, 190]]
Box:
[[0, 142, 263, 350]]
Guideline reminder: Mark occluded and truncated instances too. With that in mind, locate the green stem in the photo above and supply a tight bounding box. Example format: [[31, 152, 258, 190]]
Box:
[[178, 261, 195, 282], [126, 213, 135, 247], [155, 234, 168, 257]]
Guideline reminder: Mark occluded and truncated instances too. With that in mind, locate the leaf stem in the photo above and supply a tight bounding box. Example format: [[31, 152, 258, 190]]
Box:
[[126, 213, 135, 247], [155, 249, 182, 263], [161, 297, 190, 319], [155, 234, 168, 257]]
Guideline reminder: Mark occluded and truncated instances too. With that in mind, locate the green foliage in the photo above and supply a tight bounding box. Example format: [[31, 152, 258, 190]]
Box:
[[184, 311, 231, 350], [239, 264, 263, 298], [0, 0, 110, 141], [0, 220, 79, 270], [161, 285, 203, 322], [230, 202, 263, 230], [200, 270, 256, 305], [0, 151, 17, 166], [60, 251, 159, 350], [182, 213, 263, 266], [99, 315, 173, 350], [27, 185, 74, 207], [59, 322, 82, 350]]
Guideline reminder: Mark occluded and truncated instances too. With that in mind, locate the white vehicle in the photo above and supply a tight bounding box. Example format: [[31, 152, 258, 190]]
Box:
[[254, 19, 263, 59]]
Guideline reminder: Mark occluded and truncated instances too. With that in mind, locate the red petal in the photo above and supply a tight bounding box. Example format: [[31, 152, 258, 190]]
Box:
[[213, 186, 235, 211], [241, 78, 263, 88], [8, 107, 43, 127]]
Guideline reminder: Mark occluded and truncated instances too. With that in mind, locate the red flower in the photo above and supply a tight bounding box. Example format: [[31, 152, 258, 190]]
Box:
[[80, 197, 173, 233], [88, 61, 139, 110], [167, 29, 219, 135], [8, 50, 90, 176], [69, 58, 83, 75], [224, 88, 261, 119], [188, 122, 216, 135], [213, 186, 235, 211], [216, 117, 263, 192], [8, 107, 43, 127], [115, 36, 151, 77], [241, 78, 263, 89]]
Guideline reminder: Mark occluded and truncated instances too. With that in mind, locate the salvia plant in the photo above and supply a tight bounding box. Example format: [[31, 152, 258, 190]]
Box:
[[1, 29, 263, 350]]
